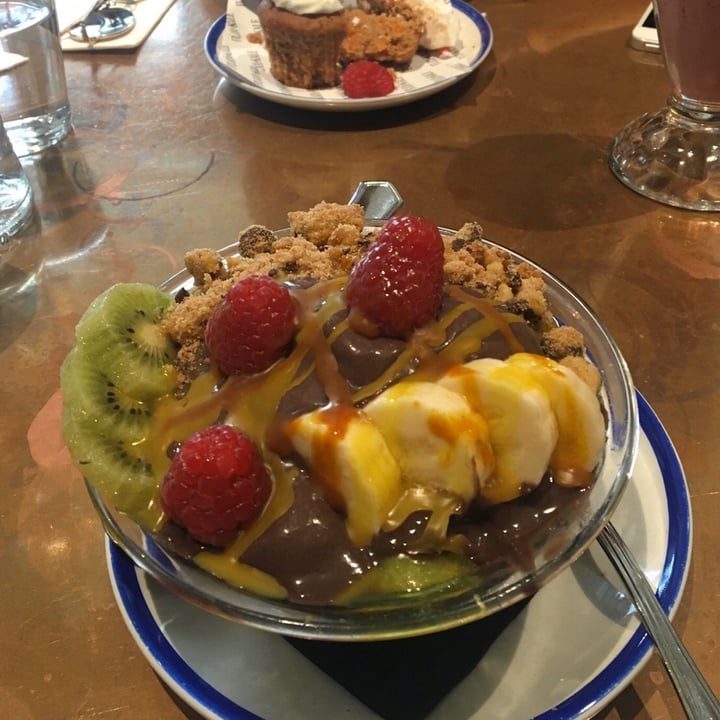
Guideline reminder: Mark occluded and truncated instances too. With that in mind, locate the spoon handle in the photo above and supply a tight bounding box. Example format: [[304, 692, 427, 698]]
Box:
[[598, 523, 720, 719], [347, 181, 403, 220]]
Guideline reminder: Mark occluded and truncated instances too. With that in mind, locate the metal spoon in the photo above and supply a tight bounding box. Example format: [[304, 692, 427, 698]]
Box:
[[347, 180, 403, 220], [599, 522, 720, 719]]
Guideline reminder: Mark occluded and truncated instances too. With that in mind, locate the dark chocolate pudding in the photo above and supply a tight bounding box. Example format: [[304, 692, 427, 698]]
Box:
[[155, 282, 594, 605]]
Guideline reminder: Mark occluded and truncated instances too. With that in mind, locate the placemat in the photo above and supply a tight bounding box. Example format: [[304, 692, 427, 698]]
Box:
[[60, 0, 176, 52], [286, 598, 531, 720]]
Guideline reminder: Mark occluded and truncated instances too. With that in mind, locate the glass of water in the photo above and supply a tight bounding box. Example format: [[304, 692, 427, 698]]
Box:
[[0, 112, 32, 245], [0, 0, 72, 156]]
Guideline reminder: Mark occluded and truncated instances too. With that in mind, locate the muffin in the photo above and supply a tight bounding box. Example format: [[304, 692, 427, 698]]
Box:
[[340, 8, 423, 65], [256, 0, 347, 88]]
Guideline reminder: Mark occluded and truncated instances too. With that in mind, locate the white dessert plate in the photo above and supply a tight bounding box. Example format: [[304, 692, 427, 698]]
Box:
[[106, 391, 691, 720], [203, 0, 493, 111]]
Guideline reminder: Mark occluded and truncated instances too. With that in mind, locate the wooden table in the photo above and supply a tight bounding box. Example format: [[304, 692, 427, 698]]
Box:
[[2, 0, 718, 717]]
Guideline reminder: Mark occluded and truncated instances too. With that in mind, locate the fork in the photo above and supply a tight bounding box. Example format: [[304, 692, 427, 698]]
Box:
[[598, 523, 720, 719]]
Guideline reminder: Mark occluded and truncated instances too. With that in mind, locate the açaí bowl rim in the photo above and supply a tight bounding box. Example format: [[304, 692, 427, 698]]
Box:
[[86, 223, 639, 641]]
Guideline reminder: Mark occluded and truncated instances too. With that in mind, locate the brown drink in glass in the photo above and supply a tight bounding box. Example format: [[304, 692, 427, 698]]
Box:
[[656, 0, 720, 107], [609, 0, 720, 211]]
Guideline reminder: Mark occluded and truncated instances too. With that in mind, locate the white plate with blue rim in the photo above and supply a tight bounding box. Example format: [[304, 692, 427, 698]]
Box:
[[203, 0, 493, 111], [106, 391, 691, 720]]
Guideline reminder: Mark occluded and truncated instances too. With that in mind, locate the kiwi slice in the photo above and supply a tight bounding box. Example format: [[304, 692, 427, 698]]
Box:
[[62, 282, 178, 516], [74, 283, 177, 400], [61, 345, 161, 515], [338, 554, 479, 606], [62, 408, 158, 516], [61, 347, 154, 443]]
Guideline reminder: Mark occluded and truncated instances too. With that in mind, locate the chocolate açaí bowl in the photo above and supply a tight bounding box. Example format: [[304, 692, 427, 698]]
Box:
[[85, 220, 638, 642]]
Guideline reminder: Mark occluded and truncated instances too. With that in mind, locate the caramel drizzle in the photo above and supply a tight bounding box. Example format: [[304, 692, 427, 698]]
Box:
[[151, 278, 528, 503], [146, 279, 530, 588], [447, 286, 527, 355]]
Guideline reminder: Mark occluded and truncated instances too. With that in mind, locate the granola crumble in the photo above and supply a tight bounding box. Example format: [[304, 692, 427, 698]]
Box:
[[160, 203, 595, 389]]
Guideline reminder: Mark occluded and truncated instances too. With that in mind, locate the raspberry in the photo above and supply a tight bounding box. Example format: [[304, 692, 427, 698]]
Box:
[[205, 275, 297, 376], [345, 216, 445, 338], [342, 60, 395, 99], [160, 425, 272, 547]]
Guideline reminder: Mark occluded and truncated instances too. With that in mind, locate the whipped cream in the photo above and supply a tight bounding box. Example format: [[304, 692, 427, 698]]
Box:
[[272, 0, 356, 14], [404, 0, 458, 49]]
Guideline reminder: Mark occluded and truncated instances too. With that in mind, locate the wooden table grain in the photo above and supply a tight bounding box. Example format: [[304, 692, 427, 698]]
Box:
[[2, 0, 718, 717]]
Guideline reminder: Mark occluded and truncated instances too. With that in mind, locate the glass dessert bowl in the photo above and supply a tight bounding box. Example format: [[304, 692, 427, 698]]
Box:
[[82, 221, 638, 642]]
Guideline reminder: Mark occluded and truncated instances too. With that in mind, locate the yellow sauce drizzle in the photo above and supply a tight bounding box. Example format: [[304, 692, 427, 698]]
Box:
[[146, 279, 536, 595]]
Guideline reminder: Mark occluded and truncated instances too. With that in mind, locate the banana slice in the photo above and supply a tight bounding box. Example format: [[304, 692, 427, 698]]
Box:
[[363, 380, 494, 503], [506, 353, 606, 485], [287, 406, 402, 547], [440, 359, 558, 504]]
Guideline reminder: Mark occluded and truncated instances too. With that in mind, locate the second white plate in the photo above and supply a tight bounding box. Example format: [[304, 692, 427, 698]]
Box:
[[107, 392, 691, 720], [204, 0, 493, 111]]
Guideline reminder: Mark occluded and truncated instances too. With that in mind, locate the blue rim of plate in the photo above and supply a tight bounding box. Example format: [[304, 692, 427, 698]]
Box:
[[107, 391, 691, 720], [203, 0, 493, 111]]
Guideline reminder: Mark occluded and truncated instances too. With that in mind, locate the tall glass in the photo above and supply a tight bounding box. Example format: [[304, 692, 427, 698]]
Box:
[[0, 0, 72, 156], [0, 112, 32, 245], [609, 0, 720, 211]]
